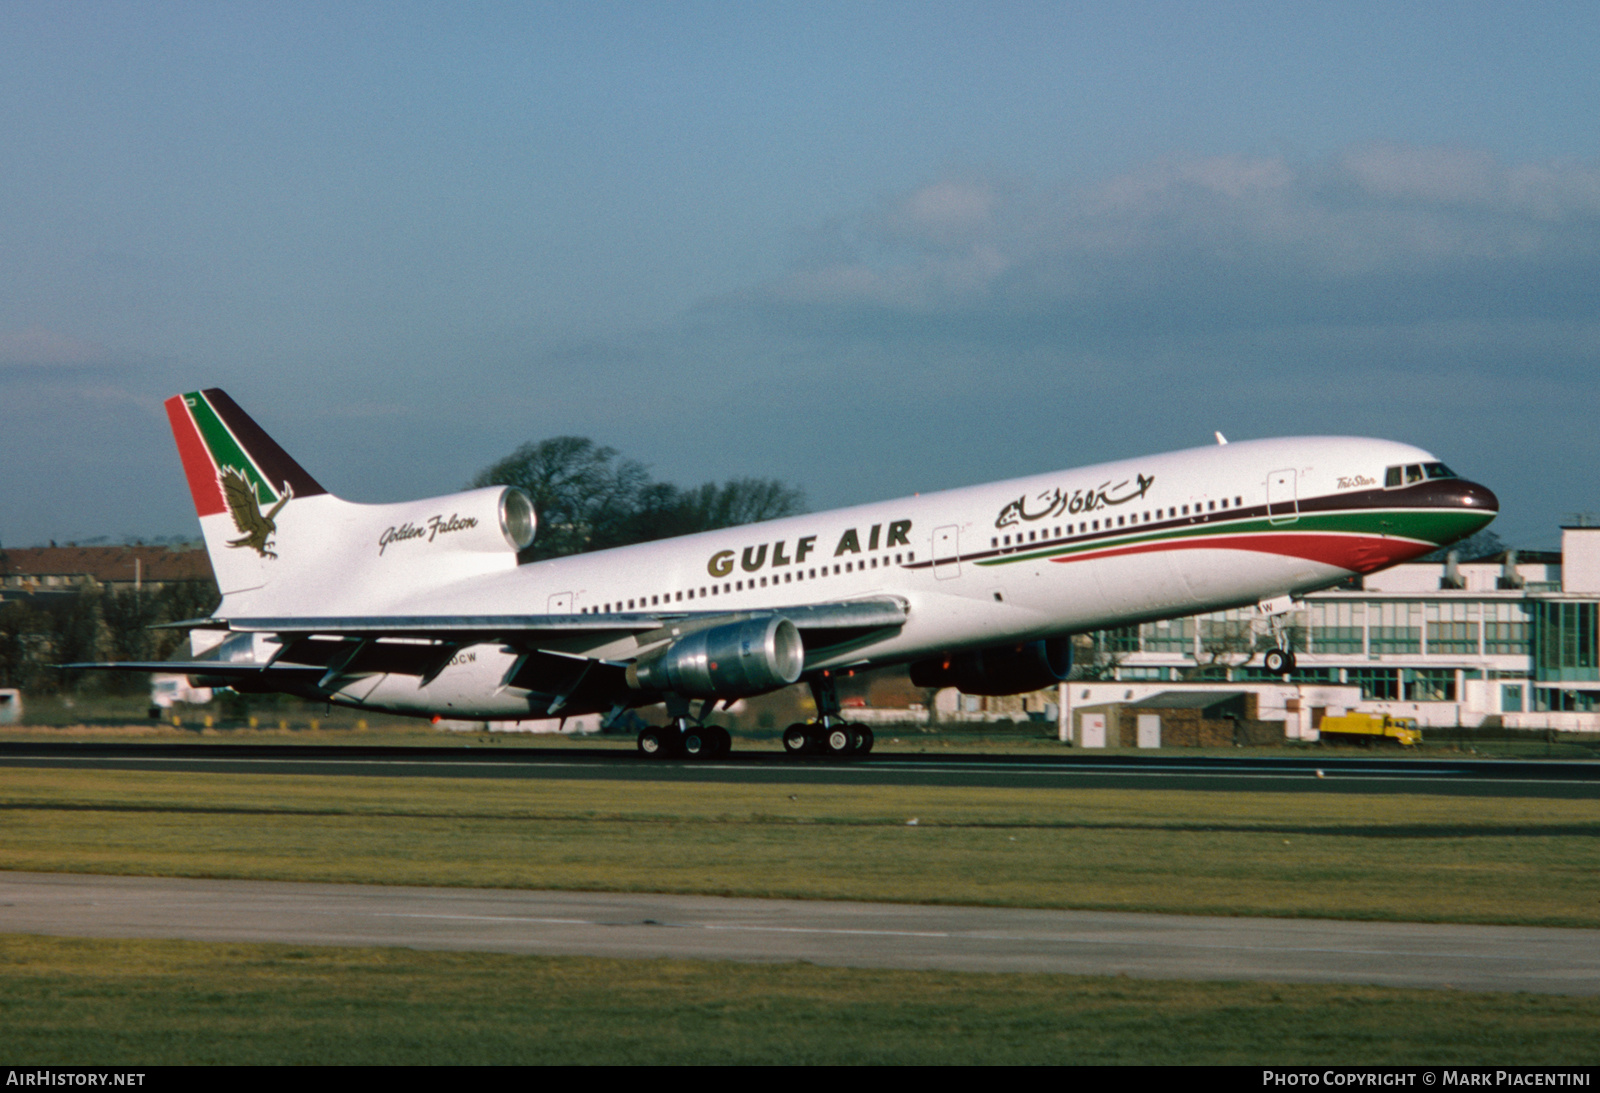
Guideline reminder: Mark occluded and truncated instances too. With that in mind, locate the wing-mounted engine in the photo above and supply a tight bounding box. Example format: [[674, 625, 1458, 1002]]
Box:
[[909, 636, 1073, 696], [626, 616, 804, 699]]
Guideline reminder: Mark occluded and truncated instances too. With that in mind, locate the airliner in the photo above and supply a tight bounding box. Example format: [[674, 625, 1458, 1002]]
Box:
[[78, 389, 1498, 759]]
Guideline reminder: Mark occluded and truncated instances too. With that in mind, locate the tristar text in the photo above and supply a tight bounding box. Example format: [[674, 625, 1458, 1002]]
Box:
[[707, 520, 913, 578]]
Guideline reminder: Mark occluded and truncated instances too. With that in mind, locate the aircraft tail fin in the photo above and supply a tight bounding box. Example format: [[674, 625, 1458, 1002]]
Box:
[[166, 389, 529, 614], [165, 389, 334, 603], [165, 389, 327, 518]]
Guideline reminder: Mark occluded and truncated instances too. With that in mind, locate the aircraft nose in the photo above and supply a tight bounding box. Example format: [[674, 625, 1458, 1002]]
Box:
[[1454, 479, 1499, 514]]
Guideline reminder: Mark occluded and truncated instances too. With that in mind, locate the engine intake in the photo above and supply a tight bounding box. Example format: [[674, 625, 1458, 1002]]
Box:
[[627, 616, 804, 698], [909, 637, 1073, 696]]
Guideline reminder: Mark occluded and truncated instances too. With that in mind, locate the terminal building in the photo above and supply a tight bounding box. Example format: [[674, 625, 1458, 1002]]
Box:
[[1057, 525, 1600, 737]]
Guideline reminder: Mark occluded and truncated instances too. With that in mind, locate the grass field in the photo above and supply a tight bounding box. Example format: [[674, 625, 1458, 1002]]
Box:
[[2, 761, 1598, 1063], [2, 766, 1598, 926], [6, 934, 1600, 1065]]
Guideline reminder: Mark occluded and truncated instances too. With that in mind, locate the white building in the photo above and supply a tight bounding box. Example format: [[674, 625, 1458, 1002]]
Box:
[[1077, 526, 1600, 733]]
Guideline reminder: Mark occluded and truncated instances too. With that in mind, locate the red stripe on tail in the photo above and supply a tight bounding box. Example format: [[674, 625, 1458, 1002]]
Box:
[[165, 395, 227, 517]]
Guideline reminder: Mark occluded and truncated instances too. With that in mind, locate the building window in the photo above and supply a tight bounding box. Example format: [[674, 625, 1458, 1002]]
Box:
[[1143, 617, 1194, 653], [1404, 669, 1456, 702], [1534, 601, 1599, 682], [1348, 668, 1399, 700], [1369, 602, 1421, 655]]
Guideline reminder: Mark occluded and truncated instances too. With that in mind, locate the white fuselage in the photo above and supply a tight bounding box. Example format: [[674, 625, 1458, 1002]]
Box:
[[292, 435, 1489, 720]]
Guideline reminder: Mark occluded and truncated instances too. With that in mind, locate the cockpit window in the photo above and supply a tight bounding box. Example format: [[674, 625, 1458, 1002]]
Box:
[[1386, 462, 1459, 488]]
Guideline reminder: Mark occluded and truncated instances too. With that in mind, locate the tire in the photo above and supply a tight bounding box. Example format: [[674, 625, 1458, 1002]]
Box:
[[783, 723, 810, 755], [851, 724, 874, 755], [824, 724, 854, 756], [682, 728, 710, 758], [1263, 648, 1289, 674], [711, 726, 732, 758], [637, 727, 668, 757]]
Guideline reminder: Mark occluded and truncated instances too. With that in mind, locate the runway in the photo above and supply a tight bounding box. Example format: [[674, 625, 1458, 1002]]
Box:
[[1, 871, 1595, 995], [3, 741, 1598, 797]]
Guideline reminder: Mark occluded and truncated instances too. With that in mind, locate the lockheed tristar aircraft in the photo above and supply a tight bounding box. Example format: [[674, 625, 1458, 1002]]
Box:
[[79, 389, 1498, 759]]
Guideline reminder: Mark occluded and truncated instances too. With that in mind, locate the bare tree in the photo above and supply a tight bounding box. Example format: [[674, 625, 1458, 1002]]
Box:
[[471, 438, 806, 560]]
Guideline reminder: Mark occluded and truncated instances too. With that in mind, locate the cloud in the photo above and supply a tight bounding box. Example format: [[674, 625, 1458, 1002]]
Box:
[[0, 326, 111, 369], [741, 145, 1600, 340]]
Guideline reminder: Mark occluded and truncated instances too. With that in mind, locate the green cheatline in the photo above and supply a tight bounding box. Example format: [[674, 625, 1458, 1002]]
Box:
[[183, 390, 277, 505], [977, 507, 1483, 567]]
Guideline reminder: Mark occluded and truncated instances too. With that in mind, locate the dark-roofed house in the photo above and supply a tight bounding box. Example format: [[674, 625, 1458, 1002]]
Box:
[[0, 545, 214, 602]]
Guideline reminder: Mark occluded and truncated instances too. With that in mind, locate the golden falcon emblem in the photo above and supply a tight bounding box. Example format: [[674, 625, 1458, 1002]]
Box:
[[221, 466, 292, 559]]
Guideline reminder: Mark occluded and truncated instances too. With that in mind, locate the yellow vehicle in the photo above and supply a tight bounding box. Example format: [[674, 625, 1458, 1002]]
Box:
[[1318, 712, 1422, 747]]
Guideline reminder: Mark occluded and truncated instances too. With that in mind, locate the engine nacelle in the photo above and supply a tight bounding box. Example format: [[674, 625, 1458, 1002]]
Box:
[[627, 616, 804, 698], [372, 485, 536, 558], [909, 637, 1073, 696]]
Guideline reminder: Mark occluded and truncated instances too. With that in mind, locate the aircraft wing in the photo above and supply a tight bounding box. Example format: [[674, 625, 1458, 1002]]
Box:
[[69, 598, 911, 693], [217, 595, 909, 646]]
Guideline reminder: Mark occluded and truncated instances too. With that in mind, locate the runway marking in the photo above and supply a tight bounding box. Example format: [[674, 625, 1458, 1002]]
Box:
[[16, 752, 1598, 788], [363, 911, 1582, 964]]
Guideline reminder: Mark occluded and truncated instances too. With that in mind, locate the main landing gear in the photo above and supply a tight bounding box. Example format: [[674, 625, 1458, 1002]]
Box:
[[781, 671, 875, 758], [636, 692, 733, 759], [636, 722, 732, 759]]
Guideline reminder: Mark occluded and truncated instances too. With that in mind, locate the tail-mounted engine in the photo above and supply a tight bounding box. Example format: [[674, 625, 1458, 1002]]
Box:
[[909, 636, 1073, 696], [373, 485, 536, 558], [627, 616, 805, 698]]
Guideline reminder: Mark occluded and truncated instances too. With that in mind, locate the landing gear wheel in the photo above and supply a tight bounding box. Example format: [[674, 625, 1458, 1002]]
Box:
[[637, 726, 671, 757], [1263, 648, 1294, 675], [823, 723, 854, 756], [851, 725, 875, 755], [783, 723, 811, 755], [681, 726, 713, 759], [708, 725, 732, 758]]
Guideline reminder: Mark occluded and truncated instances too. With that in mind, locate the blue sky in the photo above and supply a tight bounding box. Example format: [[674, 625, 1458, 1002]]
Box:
[[4, 1, 1599, 550]]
